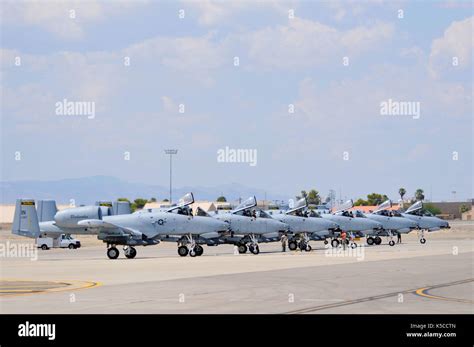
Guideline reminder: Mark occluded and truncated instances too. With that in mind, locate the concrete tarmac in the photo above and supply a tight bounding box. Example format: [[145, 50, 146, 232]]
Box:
[[0, 226, 472, 314]]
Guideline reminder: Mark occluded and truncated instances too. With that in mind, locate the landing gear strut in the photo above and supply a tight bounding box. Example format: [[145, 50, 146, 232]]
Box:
[[177, 234, 204, 257], [248, 234, 260, 255]]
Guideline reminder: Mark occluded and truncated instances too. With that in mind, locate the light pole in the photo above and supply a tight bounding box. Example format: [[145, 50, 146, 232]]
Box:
[[164, 149, 178, 204]]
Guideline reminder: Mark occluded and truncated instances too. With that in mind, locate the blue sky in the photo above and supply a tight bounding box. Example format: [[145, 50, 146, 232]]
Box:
[[1, 0, 472, 202]]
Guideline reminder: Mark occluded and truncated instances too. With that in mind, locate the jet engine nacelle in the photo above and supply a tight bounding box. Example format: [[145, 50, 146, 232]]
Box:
[[54, 206, 103, 229]]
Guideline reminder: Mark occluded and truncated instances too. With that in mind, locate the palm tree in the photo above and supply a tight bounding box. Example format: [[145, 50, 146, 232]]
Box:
[[398, 188, 406, 201], [415, 189, 425, 201]]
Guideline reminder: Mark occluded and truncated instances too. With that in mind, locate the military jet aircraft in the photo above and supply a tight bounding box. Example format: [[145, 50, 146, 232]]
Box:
[[12, 194, 228, 259], [22, 199, 131, 238], [144, 193, 231, 257], [321, 200, 383, 247], [214, 196, 288, 255], [401, 201, 450, 244], [359, 200, 418, 246], [269, 197, 339, 251]]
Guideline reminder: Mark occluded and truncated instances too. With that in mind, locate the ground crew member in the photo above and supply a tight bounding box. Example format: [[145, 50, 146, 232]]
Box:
[[281, 234, 288, 252], [397, 232, 402, 244], [341, 231, 347, 250]]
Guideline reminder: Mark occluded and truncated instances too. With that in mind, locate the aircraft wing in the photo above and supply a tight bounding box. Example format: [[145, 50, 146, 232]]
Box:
[[78, 219, 142, 237]]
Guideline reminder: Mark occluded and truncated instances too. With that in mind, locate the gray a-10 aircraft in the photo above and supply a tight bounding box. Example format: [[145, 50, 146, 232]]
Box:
[[269, 197, 339, 251], [13, 199, 131, 238], [12, 193, 228, 259], [140, 193, 230, 257], [321, 200, 383, 247], [401, 201, 450, 244], [214, 196, 288, 255], [358, 200, 418, 246]]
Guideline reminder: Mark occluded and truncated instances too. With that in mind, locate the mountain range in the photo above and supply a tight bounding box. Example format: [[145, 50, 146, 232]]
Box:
[[0, 176, 287, 204]]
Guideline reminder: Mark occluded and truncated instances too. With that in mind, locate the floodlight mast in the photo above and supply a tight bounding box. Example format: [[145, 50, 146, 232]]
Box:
[[164, 149, 178, 204]]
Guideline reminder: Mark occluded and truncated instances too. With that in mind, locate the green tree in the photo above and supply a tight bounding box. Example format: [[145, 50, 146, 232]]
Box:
[[415, 189, 425, 201], [132, 198, 148, 211], [460, 204, 471, 214], [424, 203, 441, 215], [307, 189, 321, 205], [149, 197, 157, 202], [354, 198, 369, 206], [366, 193, 389, 206], [162, 198, 169, 202], [398, 188, 406, 201], [216, 196, 227, 202], [117, 198, 130, 202]]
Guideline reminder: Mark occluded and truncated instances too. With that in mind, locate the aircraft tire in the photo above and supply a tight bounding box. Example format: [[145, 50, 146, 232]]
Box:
[[324, 240, 328, 245], [351, 243, 357, 249], [288, 241, 298, 251], [374, 236, 382, 245], [366, 237, 374, 246], [107, 247, 119, 259], [189, 249, 197, 257], [178, 245, 189, 257], [331, 239, 339, 248], [389, 240, 395, 247], [125, 247, 137, 259], [420, 238, 426, 244], [250, 245, 260, 255], [238, 244, 248, 254], [305, 244, 312, 252], [195, 245, 204, 256], [298, 242, 306, 251]]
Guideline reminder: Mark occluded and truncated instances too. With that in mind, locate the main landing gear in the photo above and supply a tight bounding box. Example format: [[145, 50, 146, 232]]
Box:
[[248, 234, 260, 255], [366, 236, 382, 246], [106, 244, 137, 259], [288, 235, 312, 252], [177, 234, 204, 257]]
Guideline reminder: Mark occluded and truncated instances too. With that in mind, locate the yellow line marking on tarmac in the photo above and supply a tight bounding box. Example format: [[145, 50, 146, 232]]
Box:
[[0, 279, 102, 297], [285, 278, 473, 314], [414, 286, 474, 304]]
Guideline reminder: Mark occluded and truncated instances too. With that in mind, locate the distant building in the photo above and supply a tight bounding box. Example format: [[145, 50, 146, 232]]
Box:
[[429, 202, 472, 219], [462, 209, 473, 221]]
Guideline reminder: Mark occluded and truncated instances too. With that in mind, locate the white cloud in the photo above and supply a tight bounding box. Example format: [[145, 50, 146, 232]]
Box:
[[181, 0, 292, 26], [0, 0, 148, 39], [429, 16, 473, 78], [242, 18, 394, 69]]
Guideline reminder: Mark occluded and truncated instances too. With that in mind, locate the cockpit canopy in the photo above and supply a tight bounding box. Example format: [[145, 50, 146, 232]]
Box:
[[286, 197, 307, 215], [235, 208, 272, 219], [374, 200, 392, 213], [405, 201, 422, 214], [167, 192, 195, 212], [334, 199, 354, 213], [233, 196, 257, 214]]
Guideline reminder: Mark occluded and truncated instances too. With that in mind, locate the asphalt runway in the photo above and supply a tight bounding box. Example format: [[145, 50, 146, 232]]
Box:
[[0, 229, 473, 314]]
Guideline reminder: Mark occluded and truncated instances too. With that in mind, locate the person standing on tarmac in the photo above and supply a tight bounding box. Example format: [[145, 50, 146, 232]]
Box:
[[281, 234, 288, 252], [397, 232, 402, 244], [341, 231, 347, 250]]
